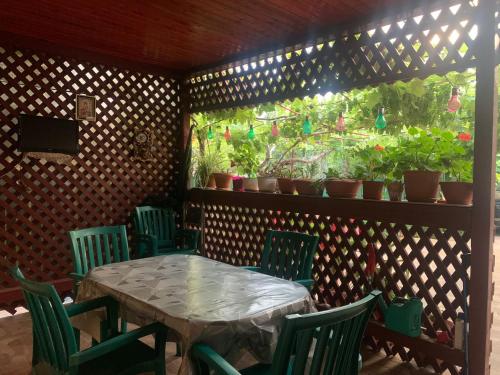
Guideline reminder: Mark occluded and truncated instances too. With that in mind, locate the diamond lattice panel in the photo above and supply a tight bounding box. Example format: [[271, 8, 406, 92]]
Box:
[[188, 190, 471, 375], [0, 45, 181, 312], [186, 0, 497, 113]]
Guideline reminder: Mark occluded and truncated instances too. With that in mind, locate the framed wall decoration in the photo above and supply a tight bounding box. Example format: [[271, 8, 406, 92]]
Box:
[[75, 94, 96, 121], [133, 128, 153, 161]]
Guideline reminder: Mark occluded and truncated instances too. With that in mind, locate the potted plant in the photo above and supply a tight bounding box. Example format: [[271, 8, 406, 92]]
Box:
[[275, 168, 297, 194], [355, 144, 386, 200], [294, 162, 324, 196], [213, 170, 234, 190], [324, 151, 362, 199], [257, 173, 278, 192], [324, 167, 362, 199], [440, 133, 473, 205], [193, 151, 222, 189], [397, 128, 446, 202], [230, 143, 259, 191], [380, 147, 404, 201]]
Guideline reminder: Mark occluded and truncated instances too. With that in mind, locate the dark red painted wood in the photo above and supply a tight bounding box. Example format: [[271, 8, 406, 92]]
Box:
[[0, 0, 417, 72], [469, 0, 498, 373]]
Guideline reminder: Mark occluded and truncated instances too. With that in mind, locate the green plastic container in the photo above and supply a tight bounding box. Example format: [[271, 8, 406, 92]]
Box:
[[381, 297, 423, 337]]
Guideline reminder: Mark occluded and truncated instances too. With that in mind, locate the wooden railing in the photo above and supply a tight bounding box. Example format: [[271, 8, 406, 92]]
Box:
[[187, 188, 471, 374]]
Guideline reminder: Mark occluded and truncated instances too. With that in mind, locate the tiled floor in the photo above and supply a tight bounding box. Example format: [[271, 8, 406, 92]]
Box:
[[0, 311, 436, 375], [2, 239, 500, 374]]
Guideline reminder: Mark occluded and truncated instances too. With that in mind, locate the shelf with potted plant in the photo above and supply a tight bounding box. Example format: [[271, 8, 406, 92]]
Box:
[[354, 144, 386, 200], [229, 143, 259, 192], [393, 128, 449, 203], [440, 132, 473, 205], [294, 162, 324, 196], [193, 151, 222, 189], [323, 167, 362, 199]]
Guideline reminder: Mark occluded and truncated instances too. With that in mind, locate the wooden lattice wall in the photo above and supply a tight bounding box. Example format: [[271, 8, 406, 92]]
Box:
[[185, 0, 498, 113], [188, 189, 470, 374], [0, 45, 181, 312]]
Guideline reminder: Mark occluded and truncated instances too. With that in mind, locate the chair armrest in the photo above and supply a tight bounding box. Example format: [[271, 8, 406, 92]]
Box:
[[66, 296, 119, 338], [192, 343, 241, 375], [135, 233, 159, 257], [69, 322, 167, 366], [241, 266, 262, 273], [70, 272, 85, 282], [69, 272, 86, 297], [175, 229, 200, 250], [295, 279, 314, 289]]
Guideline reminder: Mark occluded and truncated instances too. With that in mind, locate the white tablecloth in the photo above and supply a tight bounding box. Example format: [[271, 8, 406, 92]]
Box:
[[77, 254, 315, 374]]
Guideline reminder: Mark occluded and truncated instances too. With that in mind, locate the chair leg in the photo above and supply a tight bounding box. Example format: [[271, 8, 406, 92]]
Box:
[[176, 341, 182, 356], [120, 318, 127, 333], [73, 328, 81, 351], [156, 359, 166, 375]]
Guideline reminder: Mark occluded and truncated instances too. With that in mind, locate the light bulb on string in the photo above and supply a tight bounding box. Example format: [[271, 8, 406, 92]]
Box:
[[302, 115, 312, 135], [375, 108, 387, 129], [224, 126, 231, 141], [447, 87, 461, 113], [271, 121, 279, 137], [247, 124, 255, 140], [207, 126, 214, 140], [336, 112, 346, 132]]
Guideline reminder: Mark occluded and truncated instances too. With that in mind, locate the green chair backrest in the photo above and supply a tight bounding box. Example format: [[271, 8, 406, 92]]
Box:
[[260, 230, 319, 281], [68, 225, 130, 275], [10, 267, 77, 373], [133, 206, 176, 246], [272, 290, 382, 375]]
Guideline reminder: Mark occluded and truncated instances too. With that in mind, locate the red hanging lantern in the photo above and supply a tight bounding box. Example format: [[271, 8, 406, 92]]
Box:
[[271, 121, 279, 137], [224, 126, 231, 141]]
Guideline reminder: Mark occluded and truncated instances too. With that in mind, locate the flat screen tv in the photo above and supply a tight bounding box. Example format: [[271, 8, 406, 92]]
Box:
[[18, 115, 79, 154]]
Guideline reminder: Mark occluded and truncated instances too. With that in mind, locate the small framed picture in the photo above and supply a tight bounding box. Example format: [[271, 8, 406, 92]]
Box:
[[75, 94, 96, 121]]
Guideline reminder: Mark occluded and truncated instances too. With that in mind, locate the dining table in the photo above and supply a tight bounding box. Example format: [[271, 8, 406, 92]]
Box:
[[76, 254, 316, 375]]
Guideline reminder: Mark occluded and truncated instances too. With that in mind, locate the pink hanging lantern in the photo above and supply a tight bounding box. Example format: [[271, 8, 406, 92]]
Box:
[[336, 112, 346, 132], [271, 121, 279, 137], [224, 126, 231, 141], [447, 87, 461, 113]]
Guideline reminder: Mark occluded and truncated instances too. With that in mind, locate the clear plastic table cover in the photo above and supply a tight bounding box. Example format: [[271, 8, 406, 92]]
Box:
[[77, 254, 315, 374]]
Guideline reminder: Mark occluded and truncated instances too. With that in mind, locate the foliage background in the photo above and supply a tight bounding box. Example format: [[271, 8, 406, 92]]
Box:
[[191, 70, 484, 186]]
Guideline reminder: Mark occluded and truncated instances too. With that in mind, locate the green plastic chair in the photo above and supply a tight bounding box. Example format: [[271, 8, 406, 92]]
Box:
[[133, 206, 200, 258], [192, 290, 382, 375], [68, 225, 130, 341], [244, 230, 319, 289], [10, 266, 167, 375]]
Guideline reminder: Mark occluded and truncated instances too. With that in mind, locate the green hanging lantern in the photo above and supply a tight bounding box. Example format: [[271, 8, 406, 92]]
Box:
[[247, 125, 255, 140], [303, 115, 312, 135], [375, 108, 387, 129], [207, 126, 214, 140]]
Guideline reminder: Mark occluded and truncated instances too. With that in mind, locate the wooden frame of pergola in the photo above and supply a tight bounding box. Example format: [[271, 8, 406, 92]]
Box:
[[0, 0, 496, 374], [182, 1, 498, 374]]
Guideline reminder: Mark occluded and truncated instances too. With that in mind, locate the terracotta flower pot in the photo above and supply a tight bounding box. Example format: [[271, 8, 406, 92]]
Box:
[[257, 177, 277, 192], [362, 181, 384, 200], [242, 177, 259, 192], [232, 176, 243, 192], [440, 181, 473, 205], [277, 178, 296, 194], [387, 181, 404, 201], [206, 174, 216, 189], [213, 173, 233, 190], [294, 179, 323, 196], [324, 179, 361, 199], [403, 170, 441, 203]]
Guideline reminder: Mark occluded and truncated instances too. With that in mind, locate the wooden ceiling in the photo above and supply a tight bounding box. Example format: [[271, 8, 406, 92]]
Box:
[[0, 0, 419, 74]]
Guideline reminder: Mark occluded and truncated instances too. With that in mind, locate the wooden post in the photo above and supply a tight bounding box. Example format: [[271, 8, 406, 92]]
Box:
[[469, 0, 498, 373]]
